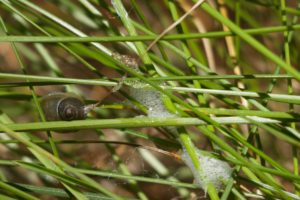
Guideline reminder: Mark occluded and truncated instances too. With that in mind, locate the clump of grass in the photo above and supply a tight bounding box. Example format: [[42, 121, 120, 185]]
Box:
[[0, 0, 299, 199]]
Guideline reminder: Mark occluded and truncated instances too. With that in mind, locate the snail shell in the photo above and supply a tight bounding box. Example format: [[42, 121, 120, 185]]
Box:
[[41, 92, 86, 121]]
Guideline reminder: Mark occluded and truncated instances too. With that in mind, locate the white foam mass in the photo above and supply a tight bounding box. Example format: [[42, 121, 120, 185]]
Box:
[[128, 83, 175, 118], [181, 148, 232, 192]]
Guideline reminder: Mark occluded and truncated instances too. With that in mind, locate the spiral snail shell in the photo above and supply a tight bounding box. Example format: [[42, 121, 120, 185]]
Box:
[[41, 92, 87, 121]]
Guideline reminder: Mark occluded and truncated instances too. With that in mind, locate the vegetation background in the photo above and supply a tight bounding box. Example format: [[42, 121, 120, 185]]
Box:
[[0, 0, 299, 199]]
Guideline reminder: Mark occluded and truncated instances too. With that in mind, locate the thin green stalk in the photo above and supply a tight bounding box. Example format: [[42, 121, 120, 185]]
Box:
[[131, 0, 170, 61], [0, 0, 105, 76], [196, 107, 299, 119], [0, 181, 39, 200], [0, 123, 124, 200], [1, 158, 299, 187], [280, 0, 299, 194], [97, 131, 148, 200], [167, 86, 300, 104], [3, 182, 120, 200], [111, 0, 151, 65], [164, 3, 219, 197], [0, 72, 295, 86], [197, 126, 290, 199], [0, 23, 298, 42], [200, 2, 300, 81], [167, 0, 207, 106], [13, 0, 110, 55], [0, 1, 299, 199], [0, 116, 288, 132], [286, 7, 300, 15], [0, 17, 60, 159], [178, 128, 219, 200]]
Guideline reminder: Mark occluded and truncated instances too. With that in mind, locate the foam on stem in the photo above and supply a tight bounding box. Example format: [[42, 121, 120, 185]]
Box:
[[181, 148, 232, 192], [128, 82, 175, 118]]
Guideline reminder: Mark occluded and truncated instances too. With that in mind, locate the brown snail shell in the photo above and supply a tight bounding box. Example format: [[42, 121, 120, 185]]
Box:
[[41, 92, 86, 121]]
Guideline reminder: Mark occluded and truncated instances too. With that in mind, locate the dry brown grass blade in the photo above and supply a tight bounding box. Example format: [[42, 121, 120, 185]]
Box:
[[216, 0, 250, 135], [217, 0, 245, 88], [179, 0, 216, 71]]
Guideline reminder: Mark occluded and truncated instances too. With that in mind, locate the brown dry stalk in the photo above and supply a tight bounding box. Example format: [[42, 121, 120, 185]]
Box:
[[217, 0, 249, 137], [217, 0, 249, 108], [179, 0, 216, 71]]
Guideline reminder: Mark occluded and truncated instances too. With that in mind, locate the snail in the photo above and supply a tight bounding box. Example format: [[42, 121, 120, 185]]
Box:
[[40, 92, 98, 121], [40, 69, 127, 121]]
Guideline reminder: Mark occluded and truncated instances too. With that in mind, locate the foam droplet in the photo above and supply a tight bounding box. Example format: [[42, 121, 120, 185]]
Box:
[[128, 83, 175, 118], [181, 148, 232, 191]]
